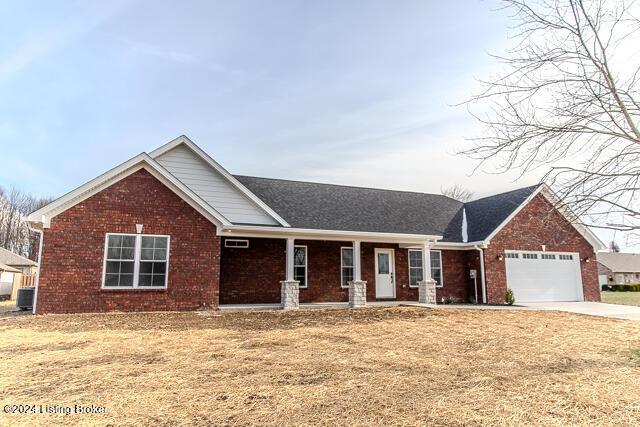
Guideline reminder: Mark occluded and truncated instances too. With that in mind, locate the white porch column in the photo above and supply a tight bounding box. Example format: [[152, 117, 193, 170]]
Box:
[[418, 242, 437, 305], [349, 240, 366, 308], [353, 240, 362, 281], [286, 237, 295, 281], [281, 237, 299, 310]]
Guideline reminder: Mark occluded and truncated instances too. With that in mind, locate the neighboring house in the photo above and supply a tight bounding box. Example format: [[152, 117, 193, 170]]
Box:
[[0, 247, 37, 300], [597, 253, 640, 285], [27, 136, 604, 314], [0, 262, 20, 300]]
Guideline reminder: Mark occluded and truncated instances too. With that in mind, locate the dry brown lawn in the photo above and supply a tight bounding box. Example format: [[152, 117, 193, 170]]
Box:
[[1, 307, 640, 426]]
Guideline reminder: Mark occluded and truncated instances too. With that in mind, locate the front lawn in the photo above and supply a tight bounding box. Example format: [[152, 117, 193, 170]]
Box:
[[1, 307, 640, 425], [602, 291, 640, 306]]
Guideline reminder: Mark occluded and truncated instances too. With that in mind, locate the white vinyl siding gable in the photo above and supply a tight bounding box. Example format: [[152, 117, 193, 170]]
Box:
[[155, 145, 279, 225]]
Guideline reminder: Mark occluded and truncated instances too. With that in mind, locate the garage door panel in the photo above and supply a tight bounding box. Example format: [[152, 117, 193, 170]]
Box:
[[505, 252, 582, 302]]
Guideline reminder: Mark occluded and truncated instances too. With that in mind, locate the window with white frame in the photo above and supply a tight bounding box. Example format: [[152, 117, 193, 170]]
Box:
[[225, 239, 249, 248], [408, 249, 443, 288], [408, 249, 423, 288], [103, 233, 170, 289], [505, 252, 519, 259], [341, 247, 353, 288], [430, 250, 443, 287], [558, 254, 573, 260], [294, 245, 307, 288]]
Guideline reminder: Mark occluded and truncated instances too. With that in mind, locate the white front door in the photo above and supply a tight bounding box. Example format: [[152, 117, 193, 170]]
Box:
[[375, 249, 395, 298]]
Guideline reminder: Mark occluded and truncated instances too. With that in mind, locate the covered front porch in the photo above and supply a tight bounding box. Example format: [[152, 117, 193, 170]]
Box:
[[218, 226, 475, 309]]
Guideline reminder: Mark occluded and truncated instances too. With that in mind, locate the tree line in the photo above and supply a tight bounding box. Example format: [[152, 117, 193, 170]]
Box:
[[0, 186, 52, 261]]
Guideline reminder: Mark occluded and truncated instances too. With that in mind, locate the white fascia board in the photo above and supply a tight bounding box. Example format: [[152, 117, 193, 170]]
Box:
[[149, 135, 291, 227], [482, 184, 605, 251], [539, 185, 605, 250], [482, 185, 545, 244], [27, 153, 231, 228], [432, 241, 487, 250], [219, 224, 442, 244]]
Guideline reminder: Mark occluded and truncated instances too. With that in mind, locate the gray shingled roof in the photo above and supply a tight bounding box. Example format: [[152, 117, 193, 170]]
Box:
[[235, 175, 540, 243], [0, 247, 37, 267], [235, 176, 464, 238], [464, 185, 540, 242], [597, 252, 640, 273]]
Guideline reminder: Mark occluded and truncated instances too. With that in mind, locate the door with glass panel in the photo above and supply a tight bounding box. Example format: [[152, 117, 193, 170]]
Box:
[[375, 249, 395, 298]]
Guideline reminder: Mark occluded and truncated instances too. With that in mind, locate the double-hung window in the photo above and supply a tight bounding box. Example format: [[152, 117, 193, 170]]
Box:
[[408, 249, 443, 288], [408, 250, 424, 288], [103, 233, 170, 289], [341, 247, 354, 288], [294, 246, 307, 288]]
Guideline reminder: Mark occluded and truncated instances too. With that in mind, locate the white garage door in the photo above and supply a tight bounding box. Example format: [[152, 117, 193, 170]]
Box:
[[505, 251, 583, 302]]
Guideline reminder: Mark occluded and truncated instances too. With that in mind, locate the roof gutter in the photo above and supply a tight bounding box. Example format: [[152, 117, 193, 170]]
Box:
[[219, 224, 442, 243], [432, 241, 487, 250]]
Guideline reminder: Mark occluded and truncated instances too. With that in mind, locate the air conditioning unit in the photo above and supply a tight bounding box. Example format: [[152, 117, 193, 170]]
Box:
[[16, 287, 35, 311]]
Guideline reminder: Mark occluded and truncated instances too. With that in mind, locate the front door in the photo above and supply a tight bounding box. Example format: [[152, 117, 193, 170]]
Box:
[[375, 249, 395, 298]]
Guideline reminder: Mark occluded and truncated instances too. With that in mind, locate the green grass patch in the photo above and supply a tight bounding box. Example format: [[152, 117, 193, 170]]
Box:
[[601, 291, 640, 307]]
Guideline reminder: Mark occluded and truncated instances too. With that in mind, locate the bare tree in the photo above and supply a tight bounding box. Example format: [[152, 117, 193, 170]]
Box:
[[0, 185, 52, 259], [609, 240, 621, 252], [463, 0, 640, 236], [441, 184, 474, 202]]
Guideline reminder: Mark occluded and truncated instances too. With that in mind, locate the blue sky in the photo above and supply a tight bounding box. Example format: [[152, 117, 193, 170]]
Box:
[[0, 0, 628, 248]]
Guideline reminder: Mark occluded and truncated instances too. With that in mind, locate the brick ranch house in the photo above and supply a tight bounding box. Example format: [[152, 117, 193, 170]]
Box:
[[27, 136, 604, 314]]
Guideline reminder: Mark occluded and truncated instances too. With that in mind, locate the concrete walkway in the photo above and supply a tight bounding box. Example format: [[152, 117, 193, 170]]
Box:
[[519, 302, 640, 321]]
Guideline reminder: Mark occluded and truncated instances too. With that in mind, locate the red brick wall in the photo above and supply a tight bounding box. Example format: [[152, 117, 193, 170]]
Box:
[[483, 192, 600, 304], [220, 238, 285, 304], [220, 238, 471, 304], [37, 169, 220, 314]]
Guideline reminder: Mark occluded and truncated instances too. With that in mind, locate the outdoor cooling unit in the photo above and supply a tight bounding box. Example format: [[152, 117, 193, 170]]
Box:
[[16, 287, 35, 311]]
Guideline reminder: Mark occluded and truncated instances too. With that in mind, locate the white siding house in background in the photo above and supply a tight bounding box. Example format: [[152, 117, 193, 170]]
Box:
[[154, 143, 280, 226]]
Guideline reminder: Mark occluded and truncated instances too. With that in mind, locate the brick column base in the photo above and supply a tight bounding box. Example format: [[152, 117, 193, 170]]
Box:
[[418, 279, 437, 304], [280, 280, 300, 310], [348, 280, 367, 308]]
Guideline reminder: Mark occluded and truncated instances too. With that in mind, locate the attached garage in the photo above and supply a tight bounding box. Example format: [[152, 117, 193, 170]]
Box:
[[505, 251, 583, 302]]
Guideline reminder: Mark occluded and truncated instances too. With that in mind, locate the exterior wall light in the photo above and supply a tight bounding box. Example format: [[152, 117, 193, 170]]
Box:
[[582, 257, 590, 263], [497, 254, 504, 261]]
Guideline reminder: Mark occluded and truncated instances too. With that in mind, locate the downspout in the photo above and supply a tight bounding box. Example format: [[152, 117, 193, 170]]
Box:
[[27, 225, 44, 315], [473, 245, 487, 304]]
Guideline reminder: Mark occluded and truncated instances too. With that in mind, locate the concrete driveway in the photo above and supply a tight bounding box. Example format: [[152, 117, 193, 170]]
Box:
[[520, 302, 640, 320]]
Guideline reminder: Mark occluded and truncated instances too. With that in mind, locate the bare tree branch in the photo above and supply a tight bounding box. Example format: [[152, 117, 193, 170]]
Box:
[[462, 0, 640, 240], [441, 184, 475, 202]]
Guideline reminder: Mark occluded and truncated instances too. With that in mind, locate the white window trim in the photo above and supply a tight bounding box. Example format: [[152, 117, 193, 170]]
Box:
[[408, 249, 444, 288], [101, 233, 170, 290], [341, 246, 354, 288], [224, 239, 249, 248], [408, 249, 422, 289], [431, 249, 444, 288], [294, 245, 308, 289]]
